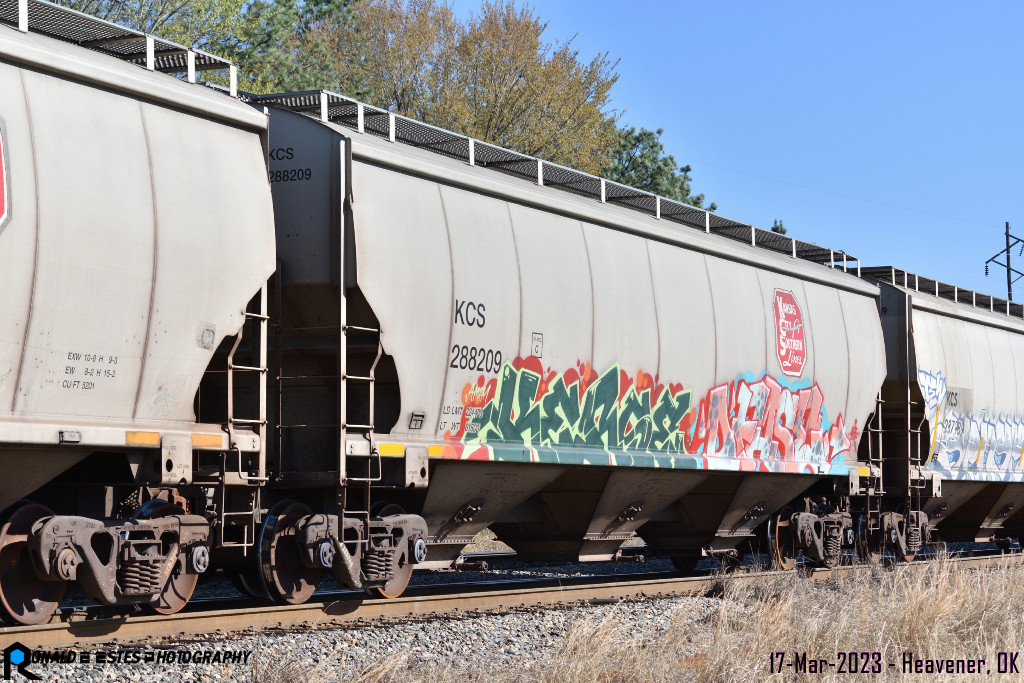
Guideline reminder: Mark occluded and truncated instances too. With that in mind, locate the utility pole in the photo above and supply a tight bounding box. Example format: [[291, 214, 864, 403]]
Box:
[[985, 222, 1024, 301], [1008, 222, 1013, 301]]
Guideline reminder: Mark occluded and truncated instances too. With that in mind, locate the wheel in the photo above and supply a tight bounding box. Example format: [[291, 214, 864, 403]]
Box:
[[670, 553, 703, 573], [0, 503, 65, 625], [259, 501, 322, 605], [227, 566, 266, 599], [369, 503, 413, 599], [892, 522, 917, 563], [856, 516, 883, 565], [134, 500, 199, 615], [767, 506, 798, 571]]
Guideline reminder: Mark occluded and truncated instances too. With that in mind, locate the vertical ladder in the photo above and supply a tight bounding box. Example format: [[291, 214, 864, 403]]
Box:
[[217, 284, 270, 552], [900, 291, 925, 517], [342, 326, 384, 538], [864, 392, 885, 534]]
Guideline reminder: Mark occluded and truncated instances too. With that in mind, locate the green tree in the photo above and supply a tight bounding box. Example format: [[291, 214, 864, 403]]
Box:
[[771, 219, 786, 234], [322, 0, 620, 173], [602, 126, 714, 210], [55, 0, 356, 93]]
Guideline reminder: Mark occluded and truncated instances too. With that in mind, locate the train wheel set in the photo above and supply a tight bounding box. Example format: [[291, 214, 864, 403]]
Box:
[[4, 1, 1024, 626]]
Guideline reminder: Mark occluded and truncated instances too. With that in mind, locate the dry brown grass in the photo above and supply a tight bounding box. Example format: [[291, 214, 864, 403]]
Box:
[[252, 557, 1024, 682], [692, 556, 1024, 682]]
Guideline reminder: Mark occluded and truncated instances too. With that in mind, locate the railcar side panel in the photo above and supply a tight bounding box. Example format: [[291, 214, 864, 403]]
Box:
[[583, 223, 660, 377], [648, 245, 716, 398], [10, 67, 155, 419], [841, 293, 887, 426], [349, 150, 885, 475], [437, 186, 522, 437], [914, 305, 1024, 481], [507, 204, 595, 386], [0, 65, 37, 412], [351, 164, 455, 434], [0, 62, 274, 426]]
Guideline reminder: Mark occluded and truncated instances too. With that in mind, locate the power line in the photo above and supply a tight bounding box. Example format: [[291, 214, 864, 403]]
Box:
[[692, 159, 999, 228], [715, 203, 991, 254]]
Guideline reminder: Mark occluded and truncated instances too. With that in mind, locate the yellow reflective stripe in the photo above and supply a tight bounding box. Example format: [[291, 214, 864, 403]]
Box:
[[191, 433, 223, 449], [125, 431, 160, 446], [378, 442, 404, 456]]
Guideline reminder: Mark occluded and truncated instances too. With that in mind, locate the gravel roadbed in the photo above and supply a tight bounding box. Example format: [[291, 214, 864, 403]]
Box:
[[33, 557, 718, 682]]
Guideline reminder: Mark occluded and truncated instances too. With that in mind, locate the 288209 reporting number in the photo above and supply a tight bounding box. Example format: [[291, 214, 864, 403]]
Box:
[[449, 345, 502, 373], [269, 168, 312, 183]]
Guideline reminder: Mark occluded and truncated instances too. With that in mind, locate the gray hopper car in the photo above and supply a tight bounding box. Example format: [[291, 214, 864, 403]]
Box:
[[251, 98, 886, 585], [4, 1, 1024, 626]]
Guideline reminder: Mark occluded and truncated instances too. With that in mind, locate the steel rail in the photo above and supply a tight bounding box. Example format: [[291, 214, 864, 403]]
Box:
[[2, 552, 1020, 650]]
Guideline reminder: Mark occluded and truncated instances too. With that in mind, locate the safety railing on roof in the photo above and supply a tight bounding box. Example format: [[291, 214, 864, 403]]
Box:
[[862, 266, 1024, 321], [247, 89, 862, 275], [0, 0, 237, 95]]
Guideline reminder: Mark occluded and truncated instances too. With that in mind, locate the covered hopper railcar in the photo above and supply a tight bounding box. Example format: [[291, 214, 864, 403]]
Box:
[[244, 93, 889, 582], [0, 2, 275, 624], [862, 268, 1024, 550], [6, 2, 1024, 626]]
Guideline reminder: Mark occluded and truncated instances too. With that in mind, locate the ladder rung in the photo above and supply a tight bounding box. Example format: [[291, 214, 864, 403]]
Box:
[[279, 374, 341, 380], [230, 364, 267, 373], [279, 325, 341, 333], [230, 418, 266, 425], [344, 325, 380, 333], [345, 423, 373, 430], [245, 312, 270, 321], [278, 423, 341, 429], [344, 375, 374, 382]]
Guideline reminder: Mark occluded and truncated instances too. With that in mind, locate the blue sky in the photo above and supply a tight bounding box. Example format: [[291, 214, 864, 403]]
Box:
[[445, 1, 1024, 300]]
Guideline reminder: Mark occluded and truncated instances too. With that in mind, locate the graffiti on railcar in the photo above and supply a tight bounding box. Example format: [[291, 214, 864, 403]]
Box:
[[919, 369, 1024, 479], [441, 356, 856, 472]]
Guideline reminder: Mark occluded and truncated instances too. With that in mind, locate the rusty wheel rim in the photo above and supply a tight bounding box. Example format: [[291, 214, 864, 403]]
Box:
[[768, 506, 798, 571], [260, 501, 321, 605], [373, 549, 412, 599], [856, 516, 883, 565], [0, 503, 65, 626], [134, 500, 199, 615]]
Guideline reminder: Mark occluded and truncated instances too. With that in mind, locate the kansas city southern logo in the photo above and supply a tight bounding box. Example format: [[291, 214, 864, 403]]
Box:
[[774, 288, 805, 377]]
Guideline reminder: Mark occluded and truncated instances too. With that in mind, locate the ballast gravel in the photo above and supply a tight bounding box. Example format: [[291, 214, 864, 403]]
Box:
[[35, 558, 720, 682], [37, 594, 718, 682]]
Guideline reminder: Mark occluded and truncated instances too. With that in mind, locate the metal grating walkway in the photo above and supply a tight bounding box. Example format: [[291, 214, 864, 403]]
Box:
[[247, 89, 860, 273], [0, 0, 234, 89]]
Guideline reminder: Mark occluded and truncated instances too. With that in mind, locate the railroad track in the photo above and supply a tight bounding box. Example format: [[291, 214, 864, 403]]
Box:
[[2, 551, 1019, 650]]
